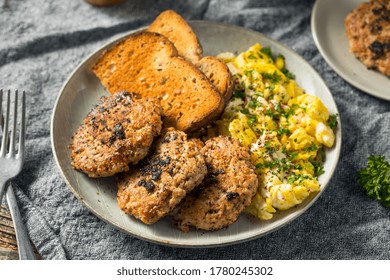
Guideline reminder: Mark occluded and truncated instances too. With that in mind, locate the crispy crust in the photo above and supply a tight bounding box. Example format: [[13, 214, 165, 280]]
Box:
[[148, 10, 203, 64], [197, 56, 234, 105]]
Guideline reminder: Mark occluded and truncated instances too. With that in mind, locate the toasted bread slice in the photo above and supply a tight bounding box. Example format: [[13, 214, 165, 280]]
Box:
[[148, 10, 233, 105], [148, 10, 203, 64], [197, 56, 234, 105], [92, 32, 223, 132]]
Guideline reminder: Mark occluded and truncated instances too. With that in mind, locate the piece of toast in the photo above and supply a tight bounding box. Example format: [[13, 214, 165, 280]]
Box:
[[197, 56, 234, 105], [147, 10, 234, 104], [148, 10, 203, 64], [92, 32, 223, 132]]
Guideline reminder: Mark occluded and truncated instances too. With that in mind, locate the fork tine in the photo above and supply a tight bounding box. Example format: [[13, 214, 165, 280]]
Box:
[[9, 90, 18, 157], [0, 90, 10, 157], [18, 90, 26, 158]]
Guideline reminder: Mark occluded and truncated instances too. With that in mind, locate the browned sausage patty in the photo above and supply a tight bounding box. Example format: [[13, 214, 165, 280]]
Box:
[[117, 128, 207, 224], [345, 0, 390, 76], [172, 136, 258, 232], [70, 91, 162, 177]]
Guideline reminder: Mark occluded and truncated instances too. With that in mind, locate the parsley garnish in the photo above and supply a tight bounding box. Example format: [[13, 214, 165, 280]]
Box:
[[287, 174, 309, 185], [262, 71, 281, 83], [248, 53, 257, 59], [247, 114, 257, 125], [277, 128, 290, 135], [233, 90, 245, 99], [248, 100, 259, 108], [282, 104, 298, 118], [311, 161, 325, 177], [244, 70, 254, 76], [327, 114, 338, 129], [357, 155, 390, 207], [289, 152, 299, 160], [261, 47, 273, 60], [267, 84, 275, 91], [281, 68, 295, 80], [305, 144, 318, 152]]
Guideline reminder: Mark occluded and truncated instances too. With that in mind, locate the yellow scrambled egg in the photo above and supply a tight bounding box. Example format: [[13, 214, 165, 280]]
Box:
[[217, 44, 336, 220]]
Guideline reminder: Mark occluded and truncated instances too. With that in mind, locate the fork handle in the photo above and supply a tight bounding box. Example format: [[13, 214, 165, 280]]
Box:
[[0, 180, 7, 205], [6, 183, 37, 260]]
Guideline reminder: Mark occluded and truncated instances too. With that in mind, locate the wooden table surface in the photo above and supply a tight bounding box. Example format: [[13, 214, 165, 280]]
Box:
[[0, 205, 41, 260]]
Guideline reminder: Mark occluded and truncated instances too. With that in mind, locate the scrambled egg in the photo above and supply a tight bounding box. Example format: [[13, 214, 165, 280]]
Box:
[[217, 44, 336, 220]]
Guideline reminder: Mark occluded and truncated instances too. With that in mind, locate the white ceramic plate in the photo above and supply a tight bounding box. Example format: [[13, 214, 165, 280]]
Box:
[[311, 0, 390, 101], [51, 21, 342, 247]]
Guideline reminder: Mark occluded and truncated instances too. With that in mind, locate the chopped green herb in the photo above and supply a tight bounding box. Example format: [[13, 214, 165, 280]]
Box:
[[244, 70, 254, 76], [311, 161, 325, 177], [265, 109, 275, 118], [253, 92, 264, 98], [289, 152, 299, 160], [275, 103, 282, 113], [247, 114, 257, 124], [267, 84, 275, 91], [233, 90, 245, 99], [294, 164, 303, 170], [287, 173, 309, 185], [248, 53, 257, 59], [261, 47, 273, 60], [277, 127, 290, 135], [317, 147, 325, 162], [282, 104, 298, 118], [262, 71, 282, 83], [281, 68, 295, 80], [305, 144, 318, 152], [248, 100, 258, 108], [327, 114, 338, 129]]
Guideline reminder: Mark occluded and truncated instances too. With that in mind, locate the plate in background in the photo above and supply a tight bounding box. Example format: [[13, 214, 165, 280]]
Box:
[[311, 0, 390, 101], [51, 21, 342, 247]]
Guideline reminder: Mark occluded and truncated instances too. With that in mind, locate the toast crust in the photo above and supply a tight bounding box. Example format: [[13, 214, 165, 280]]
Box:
[[92, 32, 223, 132], [198, 56, 234, 105], [148, 10, 203, 64]]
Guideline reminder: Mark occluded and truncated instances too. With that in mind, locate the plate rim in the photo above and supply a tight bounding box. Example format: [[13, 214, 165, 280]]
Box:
[[51, 20, 342, 248], [311, 0, 390, 101]]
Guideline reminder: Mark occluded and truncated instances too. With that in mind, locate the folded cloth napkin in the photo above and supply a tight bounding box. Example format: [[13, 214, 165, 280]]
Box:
[[0, 0, 389, 260]]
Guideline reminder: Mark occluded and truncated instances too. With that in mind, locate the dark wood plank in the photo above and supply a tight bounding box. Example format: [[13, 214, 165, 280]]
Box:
[[0, 205, 42, 259]]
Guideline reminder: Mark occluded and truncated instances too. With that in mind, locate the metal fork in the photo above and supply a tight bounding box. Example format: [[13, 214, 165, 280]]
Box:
[[0, 89, 35, 259], [0, 89, 25, 201]]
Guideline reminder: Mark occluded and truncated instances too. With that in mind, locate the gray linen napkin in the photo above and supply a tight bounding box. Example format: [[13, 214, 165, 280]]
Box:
[[0, 0, 389, 259]]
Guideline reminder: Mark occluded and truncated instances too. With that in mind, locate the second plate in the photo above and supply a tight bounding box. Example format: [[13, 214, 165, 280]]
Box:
[[311, 0, 390, 101]]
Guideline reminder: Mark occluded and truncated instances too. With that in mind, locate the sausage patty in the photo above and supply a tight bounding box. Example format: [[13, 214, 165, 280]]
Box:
[[70, 91, 162, 177], [345, 0, 390, 76], [172, 136, 258, 232], [117, 128, 207, 224]]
